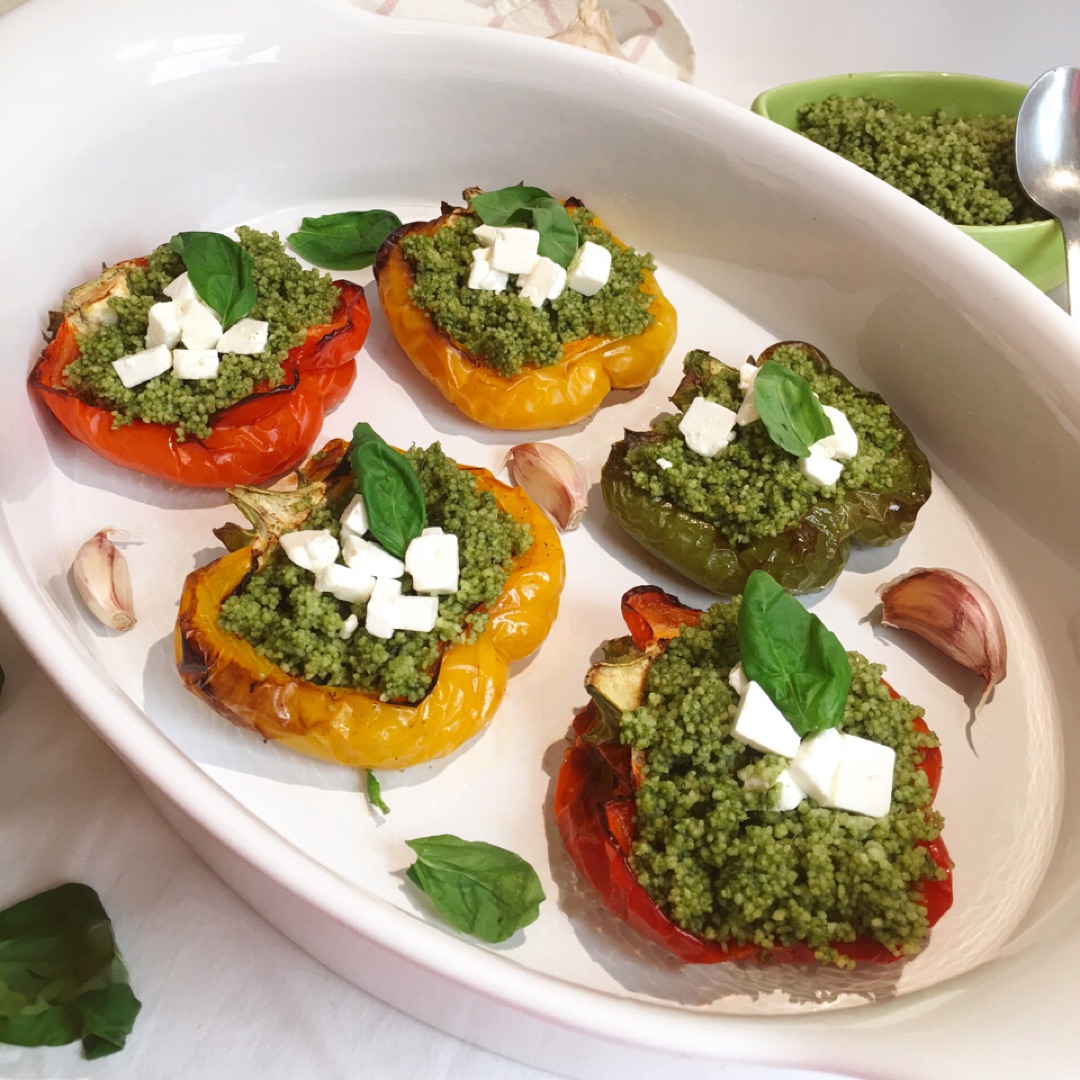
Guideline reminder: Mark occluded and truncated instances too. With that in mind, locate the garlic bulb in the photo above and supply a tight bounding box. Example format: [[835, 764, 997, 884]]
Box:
[[72, 528, 137, 631], [550, 0, 626, 60], [508, 442, 589, 531], [878, 567, 1006, 711]]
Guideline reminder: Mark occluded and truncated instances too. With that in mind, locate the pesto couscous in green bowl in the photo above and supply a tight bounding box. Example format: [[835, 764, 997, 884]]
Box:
[[751, 72, 1065, 293]]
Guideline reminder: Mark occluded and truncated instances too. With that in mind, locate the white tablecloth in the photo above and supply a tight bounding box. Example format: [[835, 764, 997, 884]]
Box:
[[5, 3, 1079, 1077]]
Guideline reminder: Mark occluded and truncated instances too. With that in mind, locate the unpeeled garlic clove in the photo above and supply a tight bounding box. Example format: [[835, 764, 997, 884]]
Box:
[[550, 0, 626, 59], [508, 442, 589, 531], [73, 528, 137, 631], [878, 567, 1006, 710]]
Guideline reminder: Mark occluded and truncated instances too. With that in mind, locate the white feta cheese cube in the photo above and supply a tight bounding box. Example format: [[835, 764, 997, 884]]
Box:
[[829, 733, 895, 817], [731, 681, 802, 757], [314, 563, 376, 604], [179, 298, 223, 350], [163, 271, 199, 309], [405, 530, 459, 594], [467, 247, 509, 293], [810, 405, 859, 462], [111, 344, 172, 389], [566, 240, 612, 296], [738, 363, 759, 394], [490, 227, 541, 275], [365, 577, 403, 639], [773, 768, 806, 811], [172, 348, 220, 380], [472, 224, 499, 247], [656, 457, 673, 470], [279, 529, 340, 573], [727, 661, 749, 697], [341, 534, 405, 578], [217, 317, 269, 356], [517, 255, 567, 308], [145, 301, 182, 349], [799, 453, 844, 487], [789, 728, 844, 805], [678, 396, 738, 457], [340, 613, 359, 640], [339, 495, 369, 538], [389, 594, 439, 633]]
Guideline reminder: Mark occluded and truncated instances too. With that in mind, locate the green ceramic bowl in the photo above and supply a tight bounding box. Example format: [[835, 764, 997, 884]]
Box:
[[751, 72, 1065, 293]]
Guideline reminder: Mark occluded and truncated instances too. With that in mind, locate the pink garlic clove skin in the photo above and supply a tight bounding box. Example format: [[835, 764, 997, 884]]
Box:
[[878, 567, 1006, 711], [508, 442, 588, 532], [72, 528, 137, 632]]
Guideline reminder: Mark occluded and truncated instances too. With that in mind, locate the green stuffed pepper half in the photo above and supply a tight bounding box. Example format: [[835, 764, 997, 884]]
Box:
[[601, 342, 931, 595]]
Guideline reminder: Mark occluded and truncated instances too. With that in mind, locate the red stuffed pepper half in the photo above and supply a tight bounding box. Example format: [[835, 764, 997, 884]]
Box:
[[29, 227, 370, 488], [555, 576, 952, 967]]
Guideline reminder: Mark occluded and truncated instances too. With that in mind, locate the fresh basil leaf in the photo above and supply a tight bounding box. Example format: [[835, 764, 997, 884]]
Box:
[[366, 771, 390, 814], [168, 230, 257, 328], [349, 422, 426, 559], [753, 360, 833, 457], [287, 210, 402, 270], [470, 184, 580, 269], [0, 883, 141, 1059], [737, 570, 851, 736], [405, 835, 545, 944]]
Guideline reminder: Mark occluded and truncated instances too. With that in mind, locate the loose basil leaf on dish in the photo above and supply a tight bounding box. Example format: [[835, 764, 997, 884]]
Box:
[[287, 210, 403, 270], [405, 835, 545, 944], [349, 422, 426, 559], [168, 230, 257, 328], [737, 570, 851, 735], [0, 882, 141, 1059], [469, 183, 580, 269], [753, 360, 833, 457], [366, 771, 390, 814]]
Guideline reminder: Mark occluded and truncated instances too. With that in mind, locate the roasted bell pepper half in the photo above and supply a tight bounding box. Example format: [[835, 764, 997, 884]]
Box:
[[601, 342, 932, 595], [554, 585, 953, 965], [373, 198, 677, 430], [28, 259, 370, 488], [175, 438, 565, 770]]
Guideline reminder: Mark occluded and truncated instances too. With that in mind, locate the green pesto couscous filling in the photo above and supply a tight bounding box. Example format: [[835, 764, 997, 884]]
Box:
[[401, 208, 656, 377], [621, 598, 944, 965], [796, 94, 1048, 227], [218, 443, 532, 703], [64, 227, 340, 440], [625, 344, 908, 546]]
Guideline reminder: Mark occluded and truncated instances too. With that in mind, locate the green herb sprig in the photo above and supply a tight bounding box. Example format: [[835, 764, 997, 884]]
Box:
[[168, 231, 256, 329], [287, 210, 403, 270], [753, 360, 833, 457], [405, 835, 545, 944], [469, 184, 579, 268], [366, 771, 390, 814], [737, 570, 852, 735], [349, 422, 426, 559], [0, 883, 141, 1059]]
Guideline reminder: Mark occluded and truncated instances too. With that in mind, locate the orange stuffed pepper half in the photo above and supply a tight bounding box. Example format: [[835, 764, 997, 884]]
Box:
[[177, 423, 565, 770], [374, 184, 676, 430]]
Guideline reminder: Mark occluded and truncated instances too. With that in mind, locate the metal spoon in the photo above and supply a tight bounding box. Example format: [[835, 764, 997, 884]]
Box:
[[1016, 66, 1080, 313]]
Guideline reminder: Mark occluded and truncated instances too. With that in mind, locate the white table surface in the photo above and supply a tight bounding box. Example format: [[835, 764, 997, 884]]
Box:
[[4, 3, 1080, 1078]]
